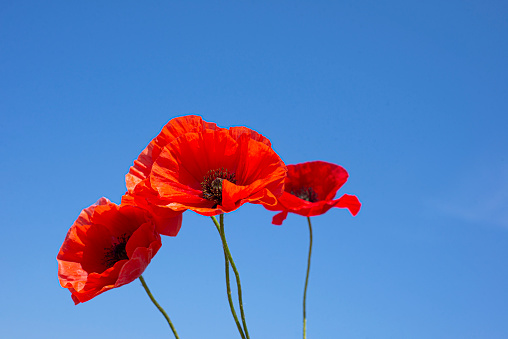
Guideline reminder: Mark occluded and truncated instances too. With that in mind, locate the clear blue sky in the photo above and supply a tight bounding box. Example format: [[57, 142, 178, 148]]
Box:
[[1, 1, 507, 338]]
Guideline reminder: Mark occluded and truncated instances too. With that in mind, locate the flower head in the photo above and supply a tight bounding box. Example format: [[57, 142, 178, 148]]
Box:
[[126, 115, 287, 218], [57, 198, 162, 304], [264, 161, 361, 225]]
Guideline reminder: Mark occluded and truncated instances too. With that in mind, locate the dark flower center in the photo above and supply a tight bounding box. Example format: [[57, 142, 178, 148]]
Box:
[[201, 168, 236, 207], [103, 234, 129, 268], [291, 187, 319, 203]]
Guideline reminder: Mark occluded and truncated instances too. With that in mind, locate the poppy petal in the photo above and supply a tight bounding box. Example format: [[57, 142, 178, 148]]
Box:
[[126, 115, 222, 191], [229, 126, 272, 147], [272, 211, 289, 225], [325, 194, 362, 216], [121, 193, 183, 236]]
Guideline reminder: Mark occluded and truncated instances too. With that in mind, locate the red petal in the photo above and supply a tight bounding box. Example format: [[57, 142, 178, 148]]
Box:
[[325, 194, 362, 216], [126, 115, 222, 192], [91, 204, 143, 238], [125, 221, 161, 258], [272, 211, 289, 225], [121, 193, 183, 236], [229, 126, 272, 147]]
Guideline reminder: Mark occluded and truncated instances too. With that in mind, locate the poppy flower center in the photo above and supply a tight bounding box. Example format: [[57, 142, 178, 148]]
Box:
[[291, 187, 319, 203], [103, 234, 129, 268], [201, 168, 236, 206]]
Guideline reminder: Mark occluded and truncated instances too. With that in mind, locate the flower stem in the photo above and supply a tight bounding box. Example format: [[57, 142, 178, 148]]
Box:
[[219, 214, 251, 339], [139, 275, 180, 339], [303, 217, 313, 339], [211, 215, 246, 339]]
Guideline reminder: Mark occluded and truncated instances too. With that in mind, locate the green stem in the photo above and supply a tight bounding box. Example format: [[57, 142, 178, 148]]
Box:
[[211, 215, 246, 339], [139, 275, 180, 339], [303, 217, 313, 339], [219, 214, 251, 339]]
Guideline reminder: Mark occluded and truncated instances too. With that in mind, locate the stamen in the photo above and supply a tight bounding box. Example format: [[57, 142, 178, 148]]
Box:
[[291, 187, 319, 203], [201, 168, 236, 206], [103, 234, 129, 268]]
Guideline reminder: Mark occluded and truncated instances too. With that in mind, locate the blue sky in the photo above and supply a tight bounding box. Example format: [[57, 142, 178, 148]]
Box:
[[1, 1, 507, 338]]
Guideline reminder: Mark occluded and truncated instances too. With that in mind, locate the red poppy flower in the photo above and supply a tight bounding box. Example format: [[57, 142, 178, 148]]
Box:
[[125, 115, 287, 217], [57, 198, 162, 304], [264, 161, 361, 225]]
